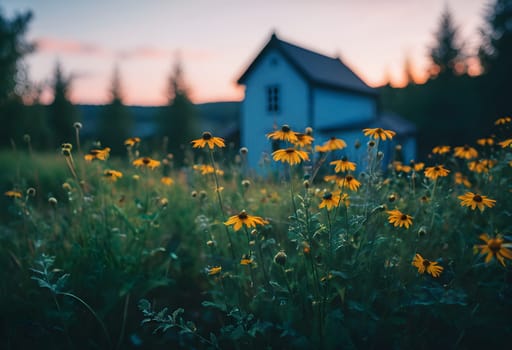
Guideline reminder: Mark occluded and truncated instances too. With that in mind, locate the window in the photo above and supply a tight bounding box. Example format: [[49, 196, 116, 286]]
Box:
[[267, 85, 280, 113]]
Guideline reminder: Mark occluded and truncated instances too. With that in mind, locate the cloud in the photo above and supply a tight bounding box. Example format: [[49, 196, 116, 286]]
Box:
[[34, 37, 106, 56], [116, 46, 214, 61]]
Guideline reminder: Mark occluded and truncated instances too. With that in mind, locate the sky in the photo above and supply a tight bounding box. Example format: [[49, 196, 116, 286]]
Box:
[[2, 0, 488, 106]]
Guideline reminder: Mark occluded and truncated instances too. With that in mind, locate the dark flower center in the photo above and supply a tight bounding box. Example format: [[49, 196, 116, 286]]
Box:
[[422, 259, 431, 267], [142, 157, 150, 164], [488, 240, 501, 253], [368, 141, 376, 147], [285, 149, 295, 154], [346, 175, 353, 181], [238, 211, 248, 220], [400, 214, 408, 221], [342, 156, 348, 161], [330, 136, 336, 140], [202, 132, 212, 140], [473, 195, 482, 202], [323, 193, 333, 200], [434, 166, 440, 171], [463, 145, 469, 150], [281, 125, 290, 132]]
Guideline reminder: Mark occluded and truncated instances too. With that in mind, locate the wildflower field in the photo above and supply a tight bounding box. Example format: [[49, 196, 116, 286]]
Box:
[[1, 118, 512, 349]]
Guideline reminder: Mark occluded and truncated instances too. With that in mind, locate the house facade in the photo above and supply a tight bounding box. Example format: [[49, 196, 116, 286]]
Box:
[[237, 33, 416, 170]]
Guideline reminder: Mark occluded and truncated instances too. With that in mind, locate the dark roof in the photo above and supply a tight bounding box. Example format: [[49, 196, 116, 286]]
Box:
[[238, 33, 377, 96]]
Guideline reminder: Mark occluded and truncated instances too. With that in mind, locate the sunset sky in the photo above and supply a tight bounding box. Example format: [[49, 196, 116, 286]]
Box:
[[2, 0, 487, 106]]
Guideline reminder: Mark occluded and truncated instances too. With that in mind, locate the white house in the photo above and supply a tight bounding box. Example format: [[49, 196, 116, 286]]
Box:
[[237, 33, 416, 169]]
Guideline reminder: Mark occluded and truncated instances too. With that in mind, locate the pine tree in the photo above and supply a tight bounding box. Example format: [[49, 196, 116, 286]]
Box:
[[428, 7, 466, 78], [97, 65, 133, 155], [48, 62, 77, 146], [157, 60, 197, 164], [479, 0, 512, 117]]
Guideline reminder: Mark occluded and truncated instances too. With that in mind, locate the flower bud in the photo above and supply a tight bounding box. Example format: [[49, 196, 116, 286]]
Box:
[[274, 251, 287, 266]]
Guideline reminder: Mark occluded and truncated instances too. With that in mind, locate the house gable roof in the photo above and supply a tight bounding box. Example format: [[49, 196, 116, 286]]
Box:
[[237, 33, 377, 96]]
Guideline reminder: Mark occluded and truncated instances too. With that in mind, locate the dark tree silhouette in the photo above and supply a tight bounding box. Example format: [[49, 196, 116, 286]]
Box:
[[479, 0, 512, 118], [157, 60, 197, 164], [97, 65, 133, 154], [48, 61, 77, 146], [428, 7, 466, 78]]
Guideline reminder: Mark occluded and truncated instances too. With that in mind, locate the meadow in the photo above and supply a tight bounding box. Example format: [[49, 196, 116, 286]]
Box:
[[1, 118, 511, 349]]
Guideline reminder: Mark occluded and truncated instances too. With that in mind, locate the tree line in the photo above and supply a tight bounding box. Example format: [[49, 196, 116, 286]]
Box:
[[1, 1, 511, 160]]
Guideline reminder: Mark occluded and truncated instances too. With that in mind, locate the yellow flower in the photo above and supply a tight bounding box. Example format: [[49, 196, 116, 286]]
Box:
[[84, 147, 110, 161], [468, 159, 496, 173], [291, 133, 314, 147], [103, 169, 123, 182], [499, 138, 512, 148], [161, 177, 174, 186], [412, 254, 443, 277], [193, 164, 224, 176], [454, 172, 471, 188], [240, 254, 254, 265], [133, 157, 161, 169], [207, 266, 222, 276], [124, 137, 141, 147], [494, 116, 511, 125], [338, 175, 361, 192], [191, 132, 225, 149], [393, 161, 411, 173], [411, 161, 424, 172], [476, 138, 494, 146], [317, 137, 347, 151], [267, 125, 298, 143], [458, 192, 496, 212], [474, 233, 512, 266], [314, 144, 330, 153], [362, 127, 396, 140], [318, 191, 341, 211], [4, 190, 22, 198], [224, 210, 268, 231], [387, 209, 413, 229], [424, 165, 450, 180], [454, 145, 478, 159], [330, 157, 356, 173], [272, 148, 309, 165], [432, 145, 451, 155]]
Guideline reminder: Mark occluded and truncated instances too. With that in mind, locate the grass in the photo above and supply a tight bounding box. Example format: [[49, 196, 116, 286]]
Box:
[[1, 121, 511, 349]]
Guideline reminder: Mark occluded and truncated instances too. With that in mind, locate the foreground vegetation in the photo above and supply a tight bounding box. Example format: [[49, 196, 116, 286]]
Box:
[[1, 118, 512, 349]]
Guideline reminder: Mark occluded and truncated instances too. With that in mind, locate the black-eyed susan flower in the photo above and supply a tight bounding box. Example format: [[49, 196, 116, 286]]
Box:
[[191, 132, 225, 149], [458, 192, 496, 212], [318, 191, 341, 211], [317, 136, 347, 151], [161, 177, 174, 186], [412, 254, 443, 277], [410, 161, 425, 172], [4, 190, 22, 198], [240, 254, 254, 265], [468, 159, 496, 173], [362, 127, 396, 140], [133, 157, 161, 169], [103, 169, 123, 182], [193, 164, 224, 176], [432, 145, 451, 155], [224, 210, 268, 231], [330, 157, 356, 173], [474, 233, 512, 266], [314, 144, 330, 153], [84, 147, 111, 161], [454, 145, 478, 159], [499, 138, 512, 148], [387, 209, 413, 229], [393, 161, 411, 173], [338, 175, 361, 192], [454, 172, 471, 188], [207, 266, 222, 276], [424, 165, 450, 180], [124, 137, 141, 147], [495, 116, 511, 125], [476, 137, 494, 146], [272, 148, 309, 165], [292, 133, 314, 147], [267, 125, 298, 143]]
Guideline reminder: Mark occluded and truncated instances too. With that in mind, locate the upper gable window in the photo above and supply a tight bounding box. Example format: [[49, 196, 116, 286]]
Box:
[[266, 85, 280, 114]]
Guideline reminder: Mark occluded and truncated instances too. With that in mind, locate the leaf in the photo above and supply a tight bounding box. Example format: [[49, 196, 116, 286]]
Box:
[[55, 273, 70, 292], [269, 281, 289, 293], [329, 270, 349, 279], [31, 276, 54, 291], [138, 299, 151, 312], [201, 301, 227, 312]]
